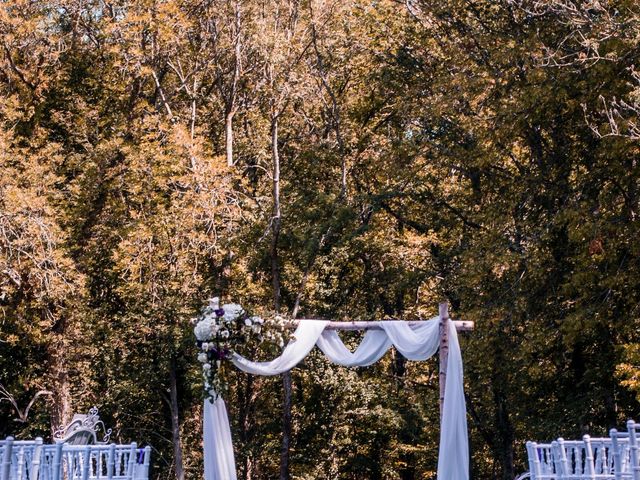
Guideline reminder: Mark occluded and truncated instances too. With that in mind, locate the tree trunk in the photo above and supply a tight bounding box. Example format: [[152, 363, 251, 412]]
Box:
[[271, 115, 282, 312], [225, 110, 235, 167], [270, 114, 291, 480], [169, 358, 185, 480], [49, 345, 72, 433], [225, 0, 242, 167], [49, 317, 72, 433], [239, 375, 255, 480], [279, 371, 292, 480], [491, 329, 515, 480]]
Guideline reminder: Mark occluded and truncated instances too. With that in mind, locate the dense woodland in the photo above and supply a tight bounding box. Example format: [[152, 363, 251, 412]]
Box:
[[1, 0, 640, 479]]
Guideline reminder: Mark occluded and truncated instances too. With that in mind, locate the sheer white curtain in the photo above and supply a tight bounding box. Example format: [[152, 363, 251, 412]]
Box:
[[316, 329, 392, 366], [203, 318, 469, 480], [438, 320, 469, 479], [231, 321, 329, 375], [203, 321, 329, 480], [203, 397, 237, 480]]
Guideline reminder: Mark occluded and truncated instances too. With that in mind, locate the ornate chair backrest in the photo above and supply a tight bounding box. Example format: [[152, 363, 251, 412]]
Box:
[[53, 408, 112, 446], [63, 428, 97, 446]]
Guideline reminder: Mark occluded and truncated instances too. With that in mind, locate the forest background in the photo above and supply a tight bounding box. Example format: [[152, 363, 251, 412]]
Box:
[[1, 0, 640, 479]]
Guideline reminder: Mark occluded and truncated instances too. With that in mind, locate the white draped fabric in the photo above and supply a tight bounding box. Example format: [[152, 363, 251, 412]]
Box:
[[203, 397, 237, 480], [316, 329, 392, 366], [231, 320, 329, 375], [203, 318, 468, 480]]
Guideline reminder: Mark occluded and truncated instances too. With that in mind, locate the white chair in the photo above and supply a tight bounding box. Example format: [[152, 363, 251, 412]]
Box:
[[521, 421, 639, 480], [608, 420, 640, 480], [526, 441, 558, 479], [0, 439, 151, 480], [610, 427, 632, 479], [60, 443, 151, 480], [1, 437, 13, 480], [552, 435, 624, 478], [53, 408, 112, 446], [34, 444, 62, 480], [15, 439, 43, 480], [627, 420, 640, 480], [134, 446, 151, 480]]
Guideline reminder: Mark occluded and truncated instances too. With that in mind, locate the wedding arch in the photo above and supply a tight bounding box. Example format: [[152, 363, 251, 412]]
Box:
[[202, 303, 473, 480]]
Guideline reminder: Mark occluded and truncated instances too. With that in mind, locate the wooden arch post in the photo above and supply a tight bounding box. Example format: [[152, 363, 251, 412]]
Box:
[[439, 301, 450, 417]]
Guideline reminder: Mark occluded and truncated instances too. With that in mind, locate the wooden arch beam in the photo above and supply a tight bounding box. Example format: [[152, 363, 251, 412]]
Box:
[[289, 319, 474, 331], [290, 302, 473, 417]]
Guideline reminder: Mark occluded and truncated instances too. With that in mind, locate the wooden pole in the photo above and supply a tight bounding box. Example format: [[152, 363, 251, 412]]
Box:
[[439, 302, 450, 417]]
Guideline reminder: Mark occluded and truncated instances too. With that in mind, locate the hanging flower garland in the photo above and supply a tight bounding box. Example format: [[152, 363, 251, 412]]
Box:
[[193, 297, 287, 401]]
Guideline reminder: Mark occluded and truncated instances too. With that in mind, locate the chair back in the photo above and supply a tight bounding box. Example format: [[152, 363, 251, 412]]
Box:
[[61, 431, 96, 447], [0, 439, 151, 480], [59, 443, 147, 480], [53, 408, 111, 446], [524, 427, 635, 480], [3, 438, 44, 480], [1, 437, 13, 480], [628, 420, 640, 480], [526, 441, 557, 479]]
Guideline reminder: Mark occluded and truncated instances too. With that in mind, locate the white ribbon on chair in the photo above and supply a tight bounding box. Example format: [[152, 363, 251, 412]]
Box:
[[203, 318, 468, 480]]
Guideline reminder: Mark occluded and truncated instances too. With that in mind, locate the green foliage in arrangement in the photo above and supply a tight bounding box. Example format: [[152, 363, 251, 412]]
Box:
[[0, 1, 639, 479]]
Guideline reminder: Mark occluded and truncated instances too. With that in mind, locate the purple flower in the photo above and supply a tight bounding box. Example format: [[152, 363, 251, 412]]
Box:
[[214, 308, 225, 317], [209, 348, 228, 360]]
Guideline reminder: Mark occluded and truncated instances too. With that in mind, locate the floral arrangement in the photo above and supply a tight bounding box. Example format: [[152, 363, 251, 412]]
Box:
[[193, 297, 287, 401]]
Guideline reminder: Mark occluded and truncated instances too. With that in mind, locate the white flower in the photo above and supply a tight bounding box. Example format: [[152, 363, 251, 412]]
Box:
[[251, 324, 262, 334], [244, 318, 253, 326], [251, 316, 264, 325], [194, 319, 214, 341], [203, 363, 211, 371], [222, 303, 244, 322], [209, 297, 220, 309], [197, 353, 208, 363], [219, 329, 230, 339]]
